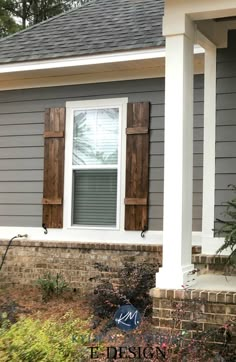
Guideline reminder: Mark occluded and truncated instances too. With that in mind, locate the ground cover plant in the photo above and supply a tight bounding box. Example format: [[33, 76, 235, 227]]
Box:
[[0, 267, 235, 361], [0, 312, 92, 362], [35, 272, 69, 302]]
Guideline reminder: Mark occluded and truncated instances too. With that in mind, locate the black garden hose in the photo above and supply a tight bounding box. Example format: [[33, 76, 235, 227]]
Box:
[[0, 234, 27, 272]]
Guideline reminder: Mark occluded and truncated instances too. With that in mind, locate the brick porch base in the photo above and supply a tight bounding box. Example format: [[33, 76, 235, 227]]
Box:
[[151, 287, 236, 349]]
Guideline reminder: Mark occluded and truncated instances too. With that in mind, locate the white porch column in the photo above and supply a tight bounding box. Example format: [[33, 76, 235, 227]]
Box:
[[201, 43, 217, 254], [156, 19, 195, 289]]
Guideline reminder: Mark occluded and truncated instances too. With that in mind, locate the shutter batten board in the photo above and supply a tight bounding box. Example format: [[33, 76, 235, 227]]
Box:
[[42, 108, 65, 228], [42, 198, 62, 205], [125, 102, 150, 231], [126, 127, 148, 135], [44, 131, 64, 138], [124, 198, 147, 206]]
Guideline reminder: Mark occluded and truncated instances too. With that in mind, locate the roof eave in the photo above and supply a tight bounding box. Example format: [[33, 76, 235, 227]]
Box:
[[0, 45, 204, 75], [0, 47, 167, 74]]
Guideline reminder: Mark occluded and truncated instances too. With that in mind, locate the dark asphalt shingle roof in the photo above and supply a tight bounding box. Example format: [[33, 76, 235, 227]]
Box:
[[0, 0, 164, 64]]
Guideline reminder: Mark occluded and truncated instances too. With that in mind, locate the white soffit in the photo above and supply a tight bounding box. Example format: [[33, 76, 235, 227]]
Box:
[[0, 46, 204, 74]]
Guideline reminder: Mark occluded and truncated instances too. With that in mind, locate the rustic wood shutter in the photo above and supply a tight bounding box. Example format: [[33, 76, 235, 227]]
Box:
[[125, 102, 150, 231], [42, 108, 65, 228]]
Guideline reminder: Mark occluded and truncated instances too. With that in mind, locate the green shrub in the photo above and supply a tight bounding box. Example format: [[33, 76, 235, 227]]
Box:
[[0, 312, 11, 335], [35, 272, 69, 301], [0, 312, 92, 362]]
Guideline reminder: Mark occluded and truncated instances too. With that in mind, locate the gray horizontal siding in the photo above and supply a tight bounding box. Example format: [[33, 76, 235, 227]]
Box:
[[0, 216, 41, 227], [216, 142, 236, 157], [0, 171, 43, 181], [0, 204, 42, 215], [0, 124, 43, 136], [0, 135, 43, 147], [0, 147, 43, 159], [0, 182, 43, 193], [215, 31, 236, 228], [0, 193, 41, 204], [0, 77, 203, 230], [0, 112, 44, 125], [0, 159, 43, 170]]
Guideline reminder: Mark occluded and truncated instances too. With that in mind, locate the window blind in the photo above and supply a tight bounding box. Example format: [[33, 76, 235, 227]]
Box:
[[73, 169, 118, 226]]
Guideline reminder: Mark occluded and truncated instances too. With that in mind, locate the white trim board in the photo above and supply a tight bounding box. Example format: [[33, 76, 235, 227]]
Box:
[[0, 227, 230, 255], [202, 43, 216, 245], [0, 46, 204, 74], [0, 67, 165, 91], [64, 98, 128, 231], [0, 58, 204, 91], [0, 227, 202, 246], [0, 225, 229, 254]]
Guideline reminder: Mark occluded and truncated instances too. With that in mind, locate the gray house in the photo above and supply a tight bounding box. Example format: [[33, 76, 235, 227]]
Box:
[[0, 0, 204, 240], [0, 0, 236, 306]]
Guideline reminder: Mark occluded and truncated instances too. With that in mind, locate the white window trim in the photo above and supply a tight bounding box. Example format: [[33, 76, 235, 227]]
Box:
[[64, 97, 128, 231]]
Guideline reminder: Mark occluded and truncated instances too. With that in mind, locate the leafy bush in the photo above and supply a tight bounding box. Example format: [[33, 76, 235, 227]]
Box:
[[215, 185, 236, 269], [91, 262, 158, 320], [0, 312, 92, 362], [0, 312, 11, 334], [35, 272, 69, 301]]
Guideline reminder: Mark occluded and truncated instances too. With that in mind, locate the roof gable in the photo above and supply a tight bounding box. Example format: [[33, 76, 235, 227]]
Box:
[[0, 0, 164, 65]]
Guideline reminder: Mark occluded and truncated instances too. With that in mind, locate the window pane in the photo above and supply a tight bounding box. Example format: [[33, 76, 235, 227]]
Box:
[[73, 169, 117, 226], [73, 108, 119, 165]]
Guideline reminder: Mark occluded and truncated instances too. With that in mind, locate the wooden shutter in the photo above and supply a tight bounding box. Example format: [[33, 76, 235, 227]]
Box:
[[125, 102, 150, 231], [42, 108, 65, 228]]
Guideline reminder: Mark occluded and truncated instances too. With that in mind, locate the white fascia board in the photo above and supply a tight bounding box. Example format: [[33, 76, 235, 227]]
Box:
[[0, 46, 204, 74]]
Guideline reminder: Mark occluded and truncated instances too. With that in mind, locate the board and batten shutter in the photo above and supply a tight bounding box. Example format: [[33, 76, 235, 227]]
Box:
[[125, 102, 150, 231], [42, 108, 65, 228]]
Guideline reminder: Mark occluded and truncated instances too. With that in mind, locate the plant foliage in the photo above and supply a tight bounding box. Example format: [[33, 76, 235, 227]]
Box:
[[0, 0, 21, 37], [215, 185, 236, 269], [90, 263, 236, 361], [91, 262, 159, 320], [0, 0, 93, 36], [0, 312, 91, 361], [35, 272, 69, 301]]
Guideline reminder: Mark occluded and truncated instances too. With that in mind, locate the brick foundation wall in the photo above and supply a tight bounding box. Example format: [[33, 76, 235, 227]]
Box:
[[0, 241, 202, 293], [151, 288, 236, 349], [0, 240, 163, 293]]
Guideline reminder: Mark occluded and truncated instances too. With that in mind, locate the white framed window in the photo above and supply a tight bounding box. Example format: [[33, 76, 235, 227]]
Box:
[[64, 98, 128, 230]]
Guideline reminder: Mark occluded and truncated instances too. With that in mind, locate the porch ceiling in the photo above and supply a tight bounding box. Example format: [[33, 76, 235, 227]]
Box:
[[196, 18, 236, 48], [164, 0, 236, 48]]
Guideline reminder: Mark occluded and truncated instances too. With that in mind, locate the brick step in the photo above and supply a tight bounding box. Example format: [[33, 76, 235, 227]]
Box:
[[192, 254, 236, 276]]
